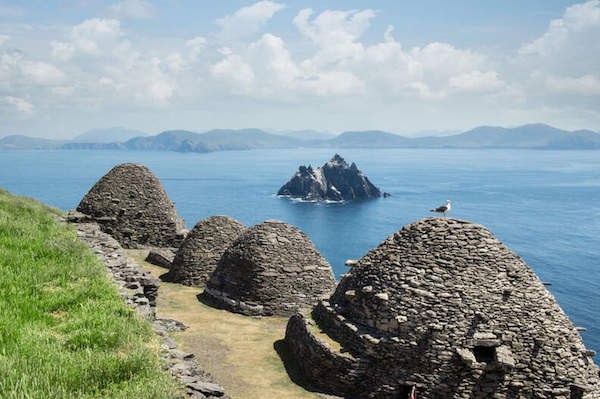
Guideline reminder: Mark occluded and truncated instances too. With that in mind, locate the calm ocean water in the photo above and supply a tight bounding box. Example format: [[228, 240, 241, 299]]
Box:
[[0, 148, 598, 354]]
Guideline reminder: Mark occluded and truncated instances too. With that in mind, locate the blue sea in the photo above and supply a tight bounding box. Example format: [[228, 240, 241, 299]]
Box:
[[0, 148, 598, 355]]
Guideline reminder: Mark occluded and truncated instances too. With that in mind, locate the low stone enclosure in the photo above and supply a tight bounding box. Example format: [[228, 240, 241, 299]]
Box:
[[284, 218, 600, 399], [202, 220, 337, 316], [77, 163, 186, 249], [166, 216, 247, 286]]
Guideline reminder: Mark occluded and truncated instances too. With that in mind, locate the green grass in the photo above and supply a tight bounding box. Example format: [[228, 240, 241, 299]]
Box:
[[0, 189, 180, 399]]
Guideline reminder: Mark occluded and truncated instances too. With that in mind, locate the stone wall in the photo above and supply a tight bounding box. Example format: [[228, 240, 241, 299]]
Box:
[[71, 217, 159, 319], [203, 220, 336, 316], [285, 218, 600, 398], [77, 163, 186, 248], [284, 314, 359, 394], [68, 214, 229, 399]]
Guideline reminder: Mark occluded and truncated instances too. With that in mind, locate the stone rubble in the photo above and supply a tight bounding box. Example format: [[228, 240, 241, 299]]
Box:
[[203, 219, 337, 316], [146, 247, 177, 269], [167, 216, 246, 287], [285, 217, 600, 399], [66, 215, 229, 399]]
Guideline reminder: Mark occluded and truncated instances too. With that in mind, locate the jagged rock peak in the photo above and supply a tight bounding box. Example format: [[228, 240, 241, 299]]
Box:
[[277, 154, 381, 201], [284, 217, 600, 398], [202, 220, 336, 316], [167, 215, 246, 287], [327, 153, 348, 166], [77, 163, 185, 248]]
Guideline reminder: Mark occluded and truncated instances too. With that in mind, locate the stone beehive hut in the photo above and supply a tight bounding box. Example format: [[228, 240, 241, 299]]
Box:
[[203, 220, 336, 316], [167, 216, 246, 286], [77, 163, 185, 248], [285, 218, 600, 399]]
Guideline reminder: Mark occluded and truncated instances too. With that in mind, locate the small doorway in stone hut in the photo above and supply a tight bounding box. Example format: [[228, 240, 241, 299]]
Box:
[[570, 385, 584, 399], [395, 385, 413, 398], [473, 345, 496, 363]]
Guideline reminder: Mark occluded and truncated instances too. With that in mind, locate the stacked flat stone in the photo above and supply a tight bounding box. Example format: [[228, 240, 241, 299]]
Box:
[[203, 220, 336, 316], [77, 163, 185, 248], [168, 216, 246, 286], [285, 218, 600, 399]]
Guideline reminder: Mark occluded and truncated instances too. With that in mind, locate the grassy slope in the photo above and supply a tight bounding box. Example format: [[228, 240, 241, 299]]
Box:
[[0, 189, 180, 399], [129, 252, 328, 399]]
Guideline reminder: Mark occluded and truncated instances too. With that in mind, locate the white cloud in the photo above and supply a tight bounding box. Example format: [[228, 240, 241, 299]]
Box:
[[20, 61, 65, 85], [449, 70, 506, 93], [165, 52, 184, 73], [107, 0, 155, 20], [50, 41, 74, 61], [185, 36, 206, 59], [142, 58, 174, 104], [294, 8, 375, 66], [216, 1, 284, 41], [517, 0, 600, 78], [546, 74, 600, 95], [72, 18, 122, 56], [520, 0, 600, 56], [247, 33, 298, 88], [1, 2, 598, 135], [211, 54, 255, 93], [4, 96, 33, 115], [51, 18, 123, 61]]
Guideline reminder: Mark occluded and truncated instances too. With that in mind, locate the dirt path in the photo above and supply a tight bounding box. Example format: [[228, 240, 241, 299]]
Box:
[[127, 250, 325, 399]]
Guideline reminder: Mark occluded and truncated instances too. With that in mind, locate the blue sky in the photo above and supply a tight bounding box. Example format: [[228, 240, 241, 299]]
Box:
[[0, 0, 598, 138]]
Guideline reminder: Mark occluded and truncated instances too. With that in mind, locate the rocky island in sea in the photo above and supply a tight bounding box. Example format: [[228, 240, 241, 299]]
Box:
[[277, 154, 382, 201]]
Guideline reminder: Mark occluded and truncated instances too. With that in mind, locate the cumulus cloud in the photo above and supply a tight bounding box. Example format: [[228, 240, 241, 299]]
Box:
[[107, 0, 155, 20], [449, 70, 506, 93], [513, 0, 599, 113], [211, 54, 255, 93], [4, 96, 33, 116], [216, 1, 284, 41], [545, 74, 600, 95], [185, 36, 206, 59], [209, 7, 502, 101], [1, 1, 599, 135], [294, 8, 375, 66], [20, 61, 65, 86], [51, 18, 123, 61], [518, 0, 600, 77], [45, 17, 180, 106], [520, 0, 600, 56]]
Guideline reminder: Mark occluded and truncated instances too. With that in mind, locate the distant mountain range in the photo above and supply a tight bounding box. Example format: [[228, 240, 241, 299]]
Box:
[[2, 124, 599, 151], [73, 127, 148, 143]]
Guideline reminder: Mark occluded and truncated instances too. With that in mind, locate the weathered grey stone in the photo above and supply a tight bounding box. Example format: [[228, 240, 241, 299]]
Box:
[[145, 248, 176, 269], [186, 381, 225, 397], [167, 216, 246, 287], [77, 163, 185, 248], [203, 220, 336, 316], [285, 217, 600, 399]]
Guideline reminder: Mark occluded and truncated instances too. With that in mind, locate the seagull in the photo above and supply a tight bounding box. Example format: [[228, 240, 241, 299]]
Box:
[[430, 200, 452, 217]]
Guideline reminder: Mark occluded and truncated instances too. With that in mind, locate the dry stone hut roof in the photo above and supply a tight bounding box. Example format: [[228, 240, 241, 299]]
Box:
[[285, 217, 600, 399], [167, 216, 246, 287], [203, 220, 336, 316], [77, 163, 185, 248]]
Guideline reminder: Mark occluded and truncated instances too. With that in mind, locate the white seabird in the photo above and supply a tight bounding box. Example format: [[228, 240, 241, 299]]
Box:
[[430, 200, 452, 217]]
